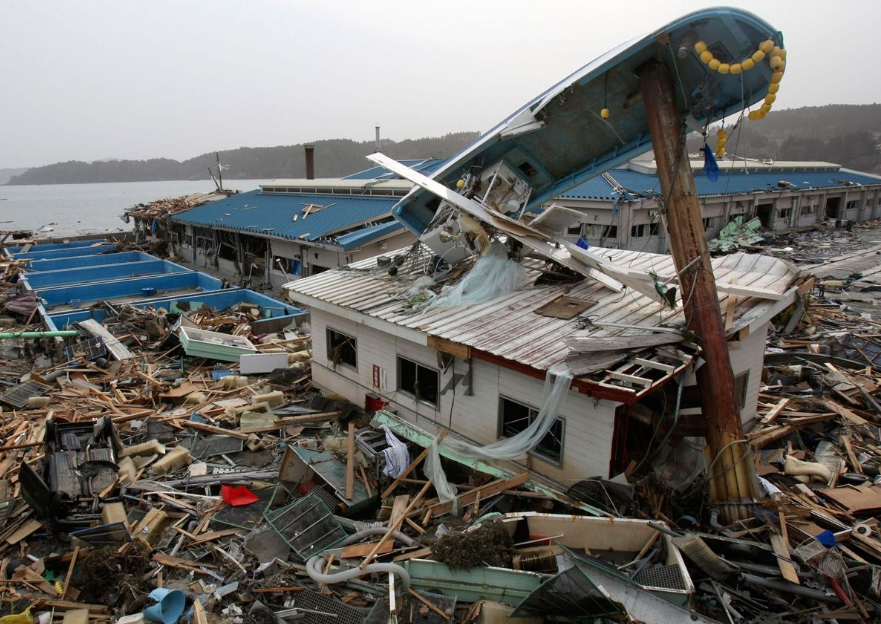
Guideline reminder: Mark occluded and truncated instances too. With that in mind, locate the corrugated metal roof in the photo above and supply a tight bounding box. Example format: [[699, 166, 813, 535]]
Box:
[[171, 189, 399, 248], [343, 158, 447, 181], [286, 245, 796, 372], [558, 166, 881, 202], [336, 221, 404, 250]]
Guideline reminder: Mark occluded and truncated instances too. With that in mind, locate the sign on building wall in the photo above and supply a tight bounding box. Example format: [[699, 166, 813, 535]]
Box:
[[372, 365, 388, 391]]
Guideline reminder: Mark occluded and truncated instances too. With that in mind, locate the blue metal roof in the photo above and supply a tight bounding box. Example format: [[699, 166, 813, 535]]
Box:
[[344, 158, 447, 181], [336, 221, 404, 250], [557, 175, 619, 200], [172, 189, 400, 249], [560, 167, 881, 202]]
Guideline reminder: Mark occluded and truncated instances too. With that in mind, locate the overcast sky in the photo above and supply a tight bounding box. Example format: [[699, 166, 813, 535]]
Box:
[[1, 0, 878, 169]]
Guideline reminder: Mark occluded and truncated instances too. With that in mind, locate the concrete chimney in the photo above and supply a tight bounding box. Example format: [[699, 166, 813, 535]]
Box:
[[304, 144, 315, 180], [374, 125, 382, 154]]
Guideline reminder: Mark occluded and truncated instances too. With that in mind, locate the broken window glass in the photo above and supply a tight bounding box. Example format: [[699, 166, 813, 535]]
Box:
[[397, 356, 439, 406], [327, 328, 357, 369]]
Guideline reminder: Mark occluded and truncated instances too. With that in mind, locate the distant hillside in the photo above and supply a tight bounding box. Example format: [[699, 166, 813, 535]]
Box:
[[0, 168, 29, 185], [687, 104, 881, 173], [5, 133, 480, 185]]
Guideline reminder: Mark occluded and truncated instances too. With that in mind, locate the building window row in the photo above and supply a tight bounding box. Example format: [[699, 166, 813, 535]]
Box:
[[325, 327, 566, 465]]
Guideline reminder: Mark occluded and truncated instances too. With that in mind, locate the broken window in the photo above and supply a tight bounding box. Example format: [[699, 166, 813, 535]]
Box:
[[734, 371, 749, 409], [631, 224, 646, 238], [846, 200, 858, 211], [327, 329, 357, 370], [800, 203, 814, 216], [397, 357, 439, 407], [649, 222, 661, 236], [601, 225, 618, 239], [310, 264, 330, 276], [499, 396, 564, 464], [777, 207, 792, 220], [568, 224, 583, 236]]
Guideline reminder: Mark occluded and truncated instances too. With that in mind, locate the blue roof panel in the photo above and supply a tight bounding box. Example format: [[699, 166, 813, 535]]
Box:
[[336, 221, 404, 250], [172, 189, 399, 246], [563, 167, 881, 202]]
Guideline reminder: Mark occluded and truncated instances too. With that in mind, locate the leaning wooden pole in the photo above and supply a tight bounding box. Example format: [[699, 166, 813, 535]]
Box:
[[639, 61, 760, 522]]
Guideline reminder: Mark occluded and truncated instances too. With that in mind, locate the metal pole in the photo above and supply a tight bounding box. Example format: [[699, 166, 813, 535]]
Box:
[[638, 61, 760, 522]]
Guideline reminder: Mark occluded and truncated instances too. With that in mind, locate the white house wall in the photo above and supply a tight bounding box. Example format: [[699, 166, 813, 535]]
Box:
[[309, 308, 618, 484]]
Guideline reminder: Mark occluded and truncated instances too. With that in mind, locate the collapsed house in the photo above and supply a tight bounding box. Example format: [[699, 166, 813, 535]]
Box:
[[284, 243, 801, 483]]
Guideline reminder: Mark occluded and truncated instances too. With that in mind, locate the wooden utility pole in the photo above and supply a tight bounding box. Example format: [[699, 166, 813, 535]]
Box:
[[639, 61, 760, 522]]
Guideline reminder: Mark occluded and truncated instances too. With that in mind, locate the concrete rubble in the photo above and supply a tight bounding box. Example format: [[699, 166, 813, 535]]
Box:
[[0, 224, 879, 623]]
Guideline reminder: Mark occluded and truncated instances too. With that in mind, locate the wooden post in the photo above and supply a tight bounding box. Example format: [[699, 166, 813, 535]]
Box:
[[639, 61, 760, 522], [345, 422, 355, 501]]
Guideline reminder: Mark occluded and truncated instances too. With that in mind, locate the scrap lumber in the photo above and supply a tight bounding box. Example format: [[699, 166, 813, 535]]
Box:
[[345, 422, 355, 501], [380, 429, 449, 500]]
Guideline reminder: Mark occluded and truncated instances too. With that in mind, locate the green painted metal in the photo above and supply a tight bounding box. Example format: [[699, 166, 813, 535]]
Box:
[[371, 411, 609, 517], [403, 559, 544, 604], [0, 330, 79, 339]]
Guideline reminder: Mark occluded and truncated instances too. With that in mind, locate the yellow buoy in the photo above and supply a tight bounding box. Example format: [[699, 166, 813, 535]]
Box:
[[694, 41, 708, 54], [760, 103, 772, 114], [742, 58, 755, 71], [771, 46, 782, 57], [456, 179, 465, 189], [771, 71, 784, 84], [730, 63, 742, 74], [700, 50, 714, 64], [770, 56, 784, 70], [760, 40, 775, 53], [764, 93, 776, 104], [767, 83, 779, 94], [748, 111, 762, 121], [752, 50, 766, 63], [717, 63, 730, 74], [716, 148, 726, 158], [600, 108, 610, 119], [778, 48, 787, 60], [709, 58, 721, 71]]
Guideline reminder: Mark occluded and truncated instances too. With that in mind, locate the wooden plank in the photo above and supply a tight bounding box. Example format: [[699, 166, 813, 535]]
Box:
[[61, 546, 80, 600], [841, 435, 863, 474], [345, 422, 355, 501], [6, 519, 42, 545], [633, 357, 675, 373], [380, 430, 448, 500], [606, 370, 653, 389], [425, 473, 530, 517], [427, 336, 471, 360], [180, 421, 250, 440], [390, 495, 409, 525], [393, 546, 434, 562], [759, 398, 791, 426], [77, 319, 133, 360], [360, 481, 432, 570], [341, 541, 394, 559], [770, 523, 800, 584], [192, 599, 207, 624]]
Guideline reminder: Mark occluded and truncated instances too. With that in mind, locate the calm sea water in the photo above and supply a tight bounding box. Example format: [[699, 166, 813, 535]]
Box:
[[0, 179, 266, 237]]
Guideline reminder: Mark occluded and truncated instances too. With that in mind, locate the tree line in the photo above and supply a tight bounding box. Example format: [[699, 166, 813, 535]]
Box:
[[6, 132, 481, 185]]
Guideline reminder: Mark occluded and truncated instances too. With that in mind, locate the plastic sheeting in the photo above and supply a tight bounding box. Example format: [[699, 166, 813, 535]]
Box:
[[380, 425, 411, 478], [430, 242, 528, 308], [425, 363, 574, 505]]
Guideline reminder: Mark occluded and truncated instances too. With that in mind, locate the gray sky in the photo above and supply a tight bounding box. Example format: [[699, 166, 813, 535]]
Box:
[[1, 0, 879, 170]]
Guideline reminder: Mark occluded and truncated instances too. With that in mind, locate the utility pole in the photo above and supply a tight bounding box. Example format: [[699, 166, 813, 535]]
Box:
[[639, 61, 760, 523]]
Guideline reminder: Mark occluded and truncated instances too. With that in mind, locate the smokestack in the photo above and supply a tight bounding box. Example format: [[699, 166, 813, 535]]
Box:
[[374, 125, 382, 154], [304, 144, 315, 180]]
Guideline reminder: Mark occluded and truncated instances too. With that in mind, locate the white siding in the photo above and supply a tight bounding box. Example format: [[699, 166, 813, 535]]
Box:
[[310, 308, 618, 484]]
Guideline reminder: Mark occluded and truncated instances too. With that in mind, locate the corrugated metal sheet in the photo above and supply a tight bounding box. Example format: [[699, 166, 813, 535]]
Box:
[[558, 167, 881, 201], [171, 189, 399, 247], [286, 245, 797, 372]]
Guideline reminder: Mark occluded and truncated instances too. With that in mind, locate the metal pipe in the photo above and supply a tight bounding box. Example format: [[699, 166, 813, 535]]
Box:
[[0, 330, 78, 339], [740, 573, 836, 602], [304, 144, 315, 180]]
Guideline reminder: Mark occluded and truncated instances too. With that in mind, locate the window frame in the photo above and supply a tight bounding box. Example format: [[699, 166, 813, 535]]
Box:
[[733, 371, 749, 410], [497, 395, 565, 466], [396, 356, 440, 407], [327, 328, 357, 371]]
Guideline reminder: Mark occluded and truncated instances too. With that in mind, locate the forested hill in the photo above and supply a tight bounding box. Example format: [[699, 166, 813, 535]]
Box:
[[6, 132, 480, 185], [687, 104, 881, 173]]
